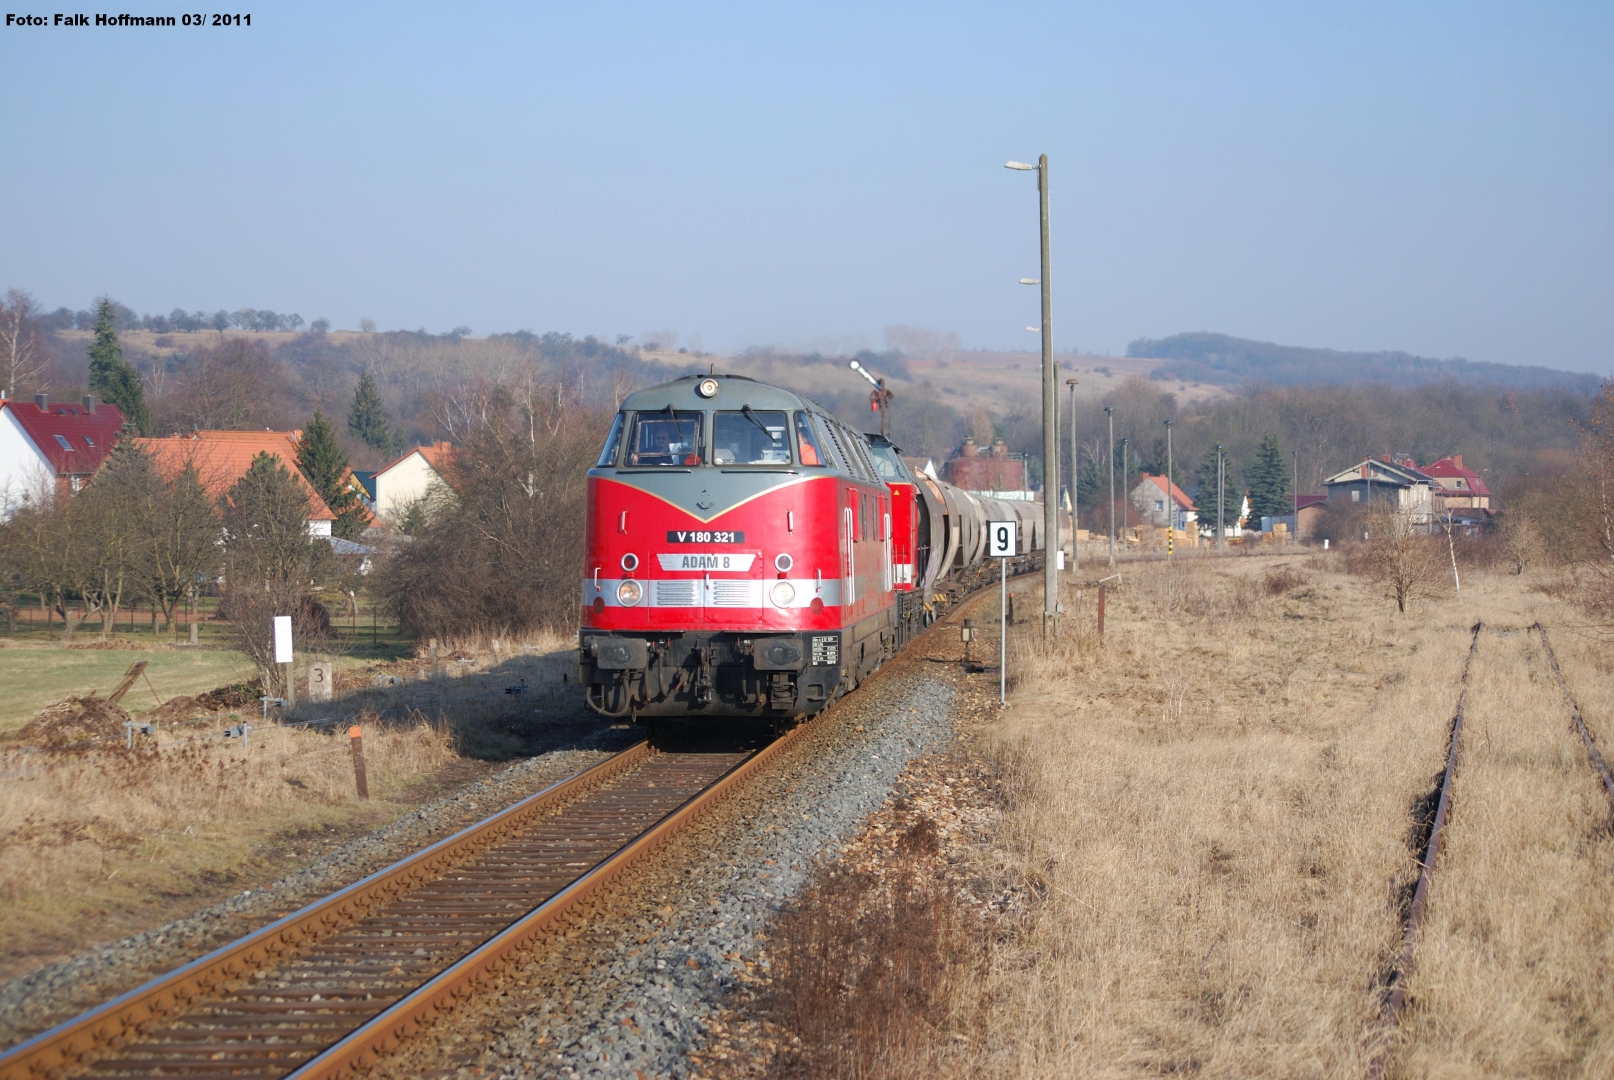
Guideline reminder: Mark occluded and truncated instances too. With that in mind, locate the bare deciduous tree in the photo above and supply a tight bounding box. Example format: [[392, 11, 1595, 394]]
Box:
[[0, 288, 49, 398], [1354, 502, 1448, 613]]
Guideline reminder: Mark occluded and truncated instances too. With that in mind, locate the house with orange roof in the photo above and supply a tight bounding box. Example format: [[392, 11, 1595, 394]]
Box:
[[135, 430, 337, 535], [373, 441, 453, 522], [1130, 472, 1196, 531]]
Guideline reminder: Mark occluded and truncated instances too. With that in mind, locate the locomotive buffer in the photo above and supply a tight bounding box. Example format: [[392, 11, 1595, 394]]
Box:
[[987, 519, 1017, 704]]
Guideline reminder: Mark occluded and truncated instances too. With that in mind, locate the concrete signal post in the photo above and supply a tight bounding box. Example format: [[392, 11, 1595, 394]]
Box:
[[987, 519, 1018, 704]]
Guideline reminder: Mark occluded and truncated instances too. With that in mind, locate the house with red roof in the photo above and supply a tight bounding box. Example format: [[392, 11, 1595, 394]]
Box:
[[0, 392, 126, 519], [1419, 454, 1491, 516], [135, 430, 337, 535], [1130, 472, 1196, 531]]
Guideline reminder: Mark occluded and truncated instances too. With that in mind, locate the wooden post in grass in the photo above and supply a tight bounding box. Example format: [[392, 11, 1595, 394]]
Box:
[[349, 726, 369, 799], [1097, 583, 1106, 639]]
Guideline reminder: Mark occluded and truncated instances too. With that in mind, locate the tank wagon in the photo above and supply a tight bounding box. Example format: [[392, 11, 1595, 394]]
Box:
[[579, 373, 1058, 724]]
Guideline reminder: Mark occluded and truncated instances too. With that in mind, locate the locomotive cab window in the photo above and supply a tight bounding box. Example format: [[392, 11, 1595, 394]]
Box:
[[596, 412, 626, 467], [625, 410, 705, 466], [712, 409, 791, 465], [794, 411, 826, 466]]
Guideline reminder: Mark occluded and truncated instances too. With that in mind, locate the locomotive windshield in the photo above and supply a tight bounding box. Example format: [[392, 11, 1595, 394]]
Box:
[[625, 410, 705, 466], [713, 409, 790, 465], [865, 442, 906, 480], [794, 411, 825, 466]]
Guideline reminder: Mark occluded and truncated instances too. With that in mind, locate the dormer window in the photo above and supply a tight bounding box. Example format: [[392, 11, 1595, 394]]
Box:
[[54, 434, 75, 451]]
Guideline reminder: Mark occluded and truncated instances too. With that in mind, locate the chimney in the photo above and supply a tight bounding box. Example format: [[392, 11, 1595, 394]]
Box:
[[82, 394, 95, 414], [991, 439, 1007, 458], [35, 392, 48, 412], [1452, 454, 1463, 469]]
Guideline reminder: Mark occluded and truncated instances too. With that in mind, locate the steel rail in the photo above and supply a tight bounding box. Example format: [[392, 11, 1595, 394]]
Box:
[[1533, 622, 1614, 822], [0, 743, 654, 1080], [1365, 620, 1482, 1080], [286, 717, 815, 1079]]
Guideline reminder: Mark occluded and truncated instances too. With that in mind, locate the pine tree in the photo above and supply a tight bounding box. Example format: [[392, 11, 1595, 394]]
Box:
[[222, 452, 315, 584], [87, 297, 150, 435], [347, 369, 391, 451], [1244, 431, 1290, 520], [296, 410, 368, 540], [1193, 446, 1226, 534]]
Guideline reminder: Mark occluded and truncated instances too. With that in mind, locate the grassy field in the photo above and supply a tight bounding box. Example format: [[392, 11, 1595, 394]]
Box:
[[949, 553, 1613, 1077], [0, 643, 254, 734]]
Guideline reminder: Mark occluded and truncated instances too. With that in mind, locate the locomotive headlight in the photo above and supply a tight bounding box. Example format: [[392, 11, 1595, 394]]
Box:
[[770, 580, 796, 607], [697, 378, 720, 398], [616, 579, 643, 606], [774, 553, 793, 573]]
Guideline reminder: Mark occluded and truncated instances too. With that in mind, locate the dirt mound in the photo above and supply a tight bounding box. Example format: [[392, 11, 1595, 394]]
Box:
[[12, 697, 135, 747], [196, 683, 260, 711], [142, 695, 207, 724]]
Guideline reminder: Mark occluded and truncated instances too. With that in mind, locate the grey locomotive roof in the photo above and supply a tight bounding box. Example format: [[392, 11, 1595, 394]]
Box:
[[619, 375, 823, 415]]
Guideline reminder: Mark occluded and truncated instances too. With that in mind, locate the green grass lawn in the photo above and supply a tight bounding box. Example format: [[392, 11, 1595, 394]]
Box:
[[0, 642, 254, 734]]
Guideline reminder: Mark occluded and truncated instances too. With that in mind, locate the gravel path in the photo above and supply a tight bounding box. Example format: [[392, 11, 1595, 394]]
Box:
[[0, 728, 634, 1050], [376, 663, 962, 1080]]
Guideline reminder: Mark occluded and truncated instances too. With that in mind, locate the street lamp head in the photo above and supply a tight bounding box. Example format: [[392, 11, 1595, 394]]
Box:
[[1066, 378, 1079, 388], [1163, 419, 1172, 428], [1026, 326, 1040, 333], [1004, 161, 1036, 171], [1019, 278, 1040, 285], [1104, 406, 1114, 416]]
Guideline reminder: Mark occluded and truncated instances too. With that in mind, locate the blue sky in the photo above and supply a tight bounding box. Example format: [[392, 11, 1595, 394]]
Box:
[[3, 2, 1610, 371]]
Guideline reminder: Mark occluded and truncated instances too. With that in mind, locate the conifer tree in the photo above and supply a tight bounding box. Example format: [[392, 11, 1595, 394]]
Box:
[[296, 410, 367, 539], [347, 369, 392, 451], [1193, 446, 1225, 534], [87, 297, 150, 434], [1244, 431, 1290, 520]]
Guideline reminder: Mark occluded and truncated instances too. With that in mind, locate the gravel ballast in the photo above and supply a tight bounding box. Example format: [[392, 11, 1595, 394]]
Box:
[[0, 729, 632, 1050], [377, 665, 962, 1080]]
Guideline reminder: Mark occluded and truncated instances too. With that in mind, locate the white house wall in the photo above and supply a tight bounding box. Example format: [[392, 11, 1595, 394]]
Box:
[[0, 408, 55, 521], [375, 453, 443, 521]]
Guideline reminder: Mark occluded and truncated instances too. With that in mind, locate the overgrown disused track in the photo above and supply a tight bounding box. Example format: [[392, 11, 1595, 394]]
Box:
[[0, 733, 809, 1080], [1533, 622, 1614, 824], [1365, 620, 1482, 1080]]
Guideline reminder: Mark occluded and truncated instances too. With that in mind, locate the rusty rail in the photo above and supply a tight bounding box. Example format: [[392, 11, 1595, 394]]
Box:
[[1533, 622, 1614, 823], [1365, 620, 1482, 1080], [0, 742, 656, 1080]]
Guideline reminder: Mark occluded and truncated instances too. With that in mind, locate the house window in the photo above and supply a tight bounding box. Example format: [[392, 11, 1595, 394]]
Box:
[[53, 434, 75, 451], [83, 436, 96, 448], [69, 477, 83, 493], [1351, 490, 1360, 502], [1155, 500, 1165, 511]]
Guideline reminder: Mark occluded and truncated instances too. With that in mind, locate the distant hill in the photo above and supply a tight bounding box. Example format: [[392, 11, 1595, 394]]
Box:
[[1127, 332, 1602, 393]]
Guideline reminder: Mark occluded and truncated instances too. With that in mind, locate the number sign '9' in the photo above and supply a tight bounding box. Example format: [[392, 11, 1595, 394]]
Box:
[[987, 520, 1017, 558]]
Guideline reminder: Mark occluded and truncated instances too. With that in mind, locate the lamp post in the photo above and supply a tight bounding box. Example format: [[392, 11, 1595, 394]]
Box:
[[1005, 156, 1058, 633], [1067, 378, 1079, 571], [1163, 419, 1174, 552], [1105, 406, 1116, 568]]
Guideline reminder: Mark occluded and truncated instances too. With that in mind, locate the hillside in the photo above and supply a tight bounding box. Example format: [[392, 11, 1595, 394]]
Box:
[[1128, 332, 1602, 393]]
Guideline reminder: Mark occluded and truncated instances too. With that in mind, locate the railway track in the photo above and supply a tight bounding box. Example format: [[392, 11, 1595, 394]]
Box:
[[0, 733, 803, 1080]]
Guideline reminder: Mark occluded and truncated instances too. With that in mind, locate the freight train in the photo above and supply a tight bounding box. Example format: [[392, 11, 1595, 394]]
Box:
[[578, 373, 1059, 725]]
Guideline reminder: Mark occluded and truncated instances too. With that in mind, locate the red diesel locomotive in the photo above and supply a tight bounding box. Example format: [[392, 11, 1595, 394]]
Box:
[[578, 373, 1054, 723]]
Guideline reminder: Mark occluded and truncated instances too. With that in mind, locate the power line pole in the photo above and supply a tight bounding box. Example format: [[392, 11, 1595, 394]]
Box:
[[1216, 443, 1225, 551], [1067, 378, 1079, 572], [1037, 156, 1058, 635], [1106, 406, 1115, 568], [1120, 436, 1129, 555], [1292, 449, 1299, 546], [1164, 419, 1174, 557]]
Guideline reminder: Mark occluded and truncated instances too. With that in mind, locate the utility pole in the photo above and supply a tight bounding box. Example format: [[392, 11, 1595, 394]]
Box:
[[1120, 436, 1129, 554], [1005, 155, 1058, 635], [1292, 449, 1299, 545], [1216, 443, 1225, 550], [1106, 406, 1116, 568], [1067, 378, 1079, 571], [1164, 419, 1174, 555]]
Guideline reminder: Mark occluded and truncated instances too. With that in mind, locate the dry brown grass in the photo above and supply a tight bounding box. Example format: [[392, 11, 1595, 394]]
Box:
[[0, 717, 454, 980], [946, 555, 1613, 1077]]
